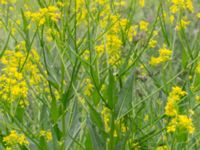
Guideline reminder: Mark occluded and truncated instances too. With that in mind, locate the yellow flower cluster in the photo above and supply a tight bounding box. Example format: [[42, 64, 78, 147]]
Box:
[[39, 130, 52, 141], [170, 0, 194, 14], [15, 42, 55, 99], [3, 130, 29, 147], [176, 17, 190, 30], [106, 34, 123, 65], [101, 106, 110, 133], [98, 16, 132, 65], [139, 0, 145, 8], [83, 78, 94, 97], [195, 61, 200, 74], [149, 31, 159, 48], [156, 145, 168, 150], [197, 13, 200, 18], [167, 115, 195, 134], [0, 0, 15, 4], [101, 106, 128, 137], [0, 51, 28, 107], [25, 6, 61, 26], [195, 95, 200, 103], [150, 46, 172, 66], [165, 86, 195, 134], [0, 46, 54, 107], [139, 20, 149, 32], [165, 86, 187, 116]]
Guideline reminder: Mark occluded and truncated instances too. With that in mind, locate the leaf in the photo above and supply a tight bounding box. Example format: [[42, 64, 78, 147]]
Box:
[[0, 31, 11, 58], [85, 132, 94, 150], [87, 118, 106, 150], [115, 73, 134, 119], [50, 98, 59, 122], [107, 69, 117, 109], [15, 106, 25, 122], [86, 99, 104, 130], [39, 137, 48, 150]]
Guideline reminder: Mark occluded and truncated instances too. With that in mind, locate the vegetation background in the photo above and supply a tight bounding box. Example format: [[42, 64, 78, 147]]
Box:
[[0, 0, 200, 149]]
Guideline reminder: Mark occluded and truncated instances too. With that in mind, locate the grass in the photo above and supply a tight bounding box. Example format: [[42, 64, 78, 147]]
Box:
[[0, 0, 200, 149]]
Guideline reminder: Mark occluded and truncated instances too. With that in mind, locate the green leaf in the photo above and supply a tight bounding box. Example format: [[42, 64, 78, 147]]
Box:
[[107, 70, 117, 109], [86, 99, 104, 130], [87, 118, 106, 150], [15, 106, 25, 122], [85, 132, 94, 150], [0, 31, 11, 58], [115, 73, 134, 119], [50, 98, 59, 122]]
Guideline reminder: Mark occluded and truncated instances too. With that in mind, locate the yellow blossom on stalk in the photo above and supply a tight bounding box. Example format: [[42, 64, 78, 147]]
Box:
[[95, 45, 105, 55], [57, 1, 65, 7], [114, 1, 126, 7], [3, 130, 29, 146], [156, 145, 169, 150], [101, 106, 111, 133], [149, 39, 157, 48], [128, 25, 138, 41], [170, 0, 194, 13], [83, 78, 94, 96], [195, 95, 200, 103], [25, 5, 61, 26], [106, 34, 122, 65], [197, 13, 200, 19], [139, 0, 145, 8], [169, 15, 175, 24], [83, 49, 90, 60], [165, 86, 194, 134], [139, 20, 149, 32], [0, 51, 29, 107], [0, 47, 52, 107], [167, 115, 195, 134], [176, 17, 190, 30], [150, 46, 172, 66], [39, 130, 52, 141], [0, 0, 16, 4], [196, 61, 200, 74], [101, 106, 128, 137], [165, 86, 187, 117], [144, 114, 149, 121]]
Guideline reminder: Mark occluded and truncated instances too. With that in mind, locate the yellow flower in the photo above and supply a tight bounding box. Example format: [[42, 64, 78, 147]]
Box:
[[144, 114, 149, 121], [167, 124, 176, 133], [170, 0, 193, 14], [106, 34, 122, 65], [101, 106, 111, 133], [156, 145, 168, 150], [139, 0, 145, 8], [196, 61, 200, 74], [95, 45, 105, 54], [150, 46, 172, 66], [139, 20, 149, 32], [149, 39, 157, 48], [0, 0, 16, 4], [25, 5, 61, 26], [178, 115, 195, 134], [165, 100, 178, 117], [195, 95, 200, 103], [176, 17, 190, 30], [39, 130, 52, 141], [197, 13, 200, 19], [170, 15, 175, 24], [165, 86, 187, 117], [3, 130, 29, 146], [83, 78, 94, 96]]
